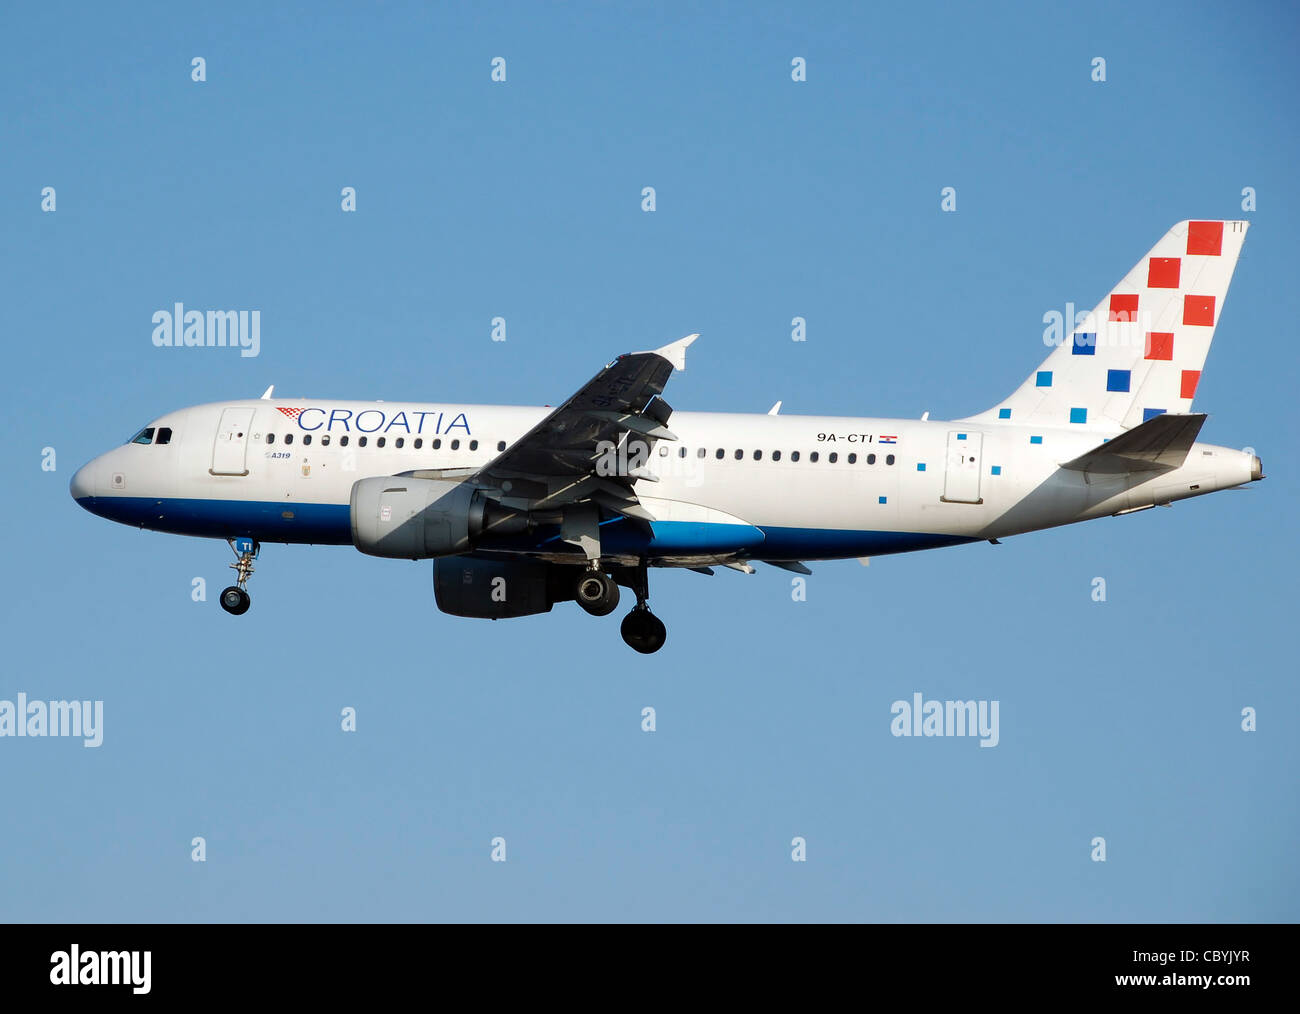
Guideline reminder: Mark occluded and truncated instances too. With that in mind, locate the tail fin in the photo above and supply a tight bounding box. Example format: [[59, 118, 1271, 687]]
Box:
[[966, 220, 1249, 430]]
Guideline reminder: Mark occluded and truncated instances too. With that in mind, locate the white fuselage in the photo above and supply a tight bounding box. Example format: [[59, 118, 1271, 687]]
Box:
[[70, 398, 1257, 565]]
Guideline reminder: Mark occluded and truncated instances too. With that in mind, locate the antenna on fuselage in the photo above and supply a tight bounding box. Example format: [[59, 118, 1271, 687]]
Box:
[[260, 385, 275, 400]]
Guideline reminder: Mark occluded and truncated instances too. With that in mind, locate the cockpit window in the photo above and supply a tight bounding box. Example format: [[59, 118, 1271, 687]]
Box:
[[129, 427, 155, 445], [156, 427, 172, 445]]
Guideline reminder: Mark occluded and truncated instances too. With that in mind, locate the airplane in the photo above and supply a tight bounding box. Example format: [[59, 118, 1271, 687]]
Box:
[[71, 220, 1262, 653]]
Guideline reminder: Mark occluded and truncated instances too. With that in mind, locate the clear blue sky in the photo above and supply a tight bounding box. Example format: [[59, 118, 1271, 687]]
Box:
[[2, 0, 1296, 921]]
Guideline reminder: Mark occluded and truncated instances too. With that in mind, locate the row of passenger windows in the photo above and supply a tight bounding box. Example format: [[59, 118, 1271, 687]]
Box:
[[264, 435, 508, 451], [662, 446, 895, 465], [259, 432, 896, 466], [128, 426, 172, 445]]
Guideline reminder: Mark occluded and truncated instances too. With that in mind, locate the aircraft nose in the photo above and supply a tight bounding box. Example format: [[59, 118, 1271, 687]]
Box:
[[70, 459, 99, 502]]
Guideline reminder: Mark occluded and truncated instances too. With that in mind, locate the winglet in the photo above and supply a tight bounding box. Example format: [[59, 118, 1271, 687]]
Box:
[[260, 385, 275, 400], [649, 333, 699, 371]]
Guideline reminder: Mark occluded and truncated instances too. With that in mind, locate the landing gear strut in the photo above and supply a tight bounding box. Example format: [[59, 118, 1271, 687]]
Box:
[[619, 562, 666, 654], [219, 537, 259, 616]]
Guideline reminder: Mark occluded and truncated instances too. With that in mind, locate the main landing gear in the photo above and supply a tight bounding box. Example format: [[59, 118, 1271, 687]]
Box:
[[219, 537, 259, 616], [621, 607, 666, 655], [575, 561, 667, 654], [575, 568, 620, 616]]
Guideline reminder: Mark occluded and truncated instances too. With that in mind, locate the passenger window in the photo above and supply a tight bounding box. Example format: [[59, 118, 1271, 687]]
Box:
[[848, 453, 857, 464], [321, 435, 330, 446], [340, 435, 349, 447], [358, 436, 367, 447], [284, 434, 294, 445], [433, 439, 442, 450], [828, 452, 837, 463], [773, 450, 782, 461], [867, 453, 876, 464], [451, 439, 460, 450], [302, 434, 312, 446], [131, 428, 155, 445], [715, 448, 724, 459], [791, 451, 800, 462], [395, 437, 404, 448], [414, 438, 422, 449], [678, 447, 686, 458], [753, 450, 762, 460], [886, 454, 895, 465], [810, 451, 819, 462], [697, 448, 706, 458], [156, 427, 172, 445], [376, 437, 386, 448], [266, 433, 275, 444], [659, 445, 669, 456], [469, 440, 478, 451], [734, 449, 743, 460], [497, 441, 506, 451]]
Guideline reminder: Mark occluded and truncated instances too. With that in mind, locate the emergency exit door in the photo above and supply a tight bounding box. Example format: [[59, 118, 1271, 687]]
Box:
[[210, 407, 255, 476], [940, 430, 983, 504]]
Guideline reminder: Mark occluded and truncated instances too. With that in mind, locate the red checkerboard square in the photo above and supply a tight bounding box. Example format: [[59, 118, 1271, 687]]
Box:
[[1187, 221, 1224, 256], [1183, 295, 1216, 326], [1108, 294, 1139, 321], [1144, 332, 1174, 360], [1180, 370, 1201, 399], [1147, 257, 1181, 289]]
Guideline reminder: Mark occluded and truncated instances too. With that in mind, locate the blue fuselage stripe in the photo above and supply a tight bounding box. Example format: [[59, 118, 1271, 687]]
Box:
[[74, 495, 976, 558]]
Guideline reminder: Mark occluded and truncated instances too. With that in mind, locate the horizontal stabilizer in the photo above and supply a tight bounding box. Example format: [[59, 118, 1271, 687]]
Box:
[[1061, 413, 1206, 475]]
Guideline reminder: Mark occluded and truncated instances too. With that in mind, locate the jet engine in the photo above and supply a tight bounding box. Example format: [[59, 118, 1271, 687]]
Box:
[[351, 476, 563, 560], [433, 556, 574, 618], [350, 477, 485, 559]]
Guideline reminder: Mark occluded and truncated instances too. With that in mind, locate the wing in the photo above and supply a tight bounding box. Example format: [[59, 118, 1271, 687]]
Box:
[[465, 335, 698, 544]]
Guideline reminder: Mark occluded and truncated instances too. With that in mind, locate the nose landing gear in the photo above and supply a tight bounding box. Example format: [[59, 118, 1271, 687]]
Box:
[[219, 537, 259, 616]]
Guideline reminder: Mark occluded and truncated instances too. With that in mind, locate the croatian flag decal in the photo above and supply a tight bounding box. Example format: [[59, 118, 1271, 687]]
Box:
[[878, 435, 898, 444]]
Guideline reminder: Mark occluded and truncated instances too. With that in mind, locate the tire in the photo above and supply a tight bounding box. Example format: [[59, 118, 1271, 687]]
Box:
[[220, 586, 250, 616], [621, 608, 666, 654], [575, 572, 620, 616]]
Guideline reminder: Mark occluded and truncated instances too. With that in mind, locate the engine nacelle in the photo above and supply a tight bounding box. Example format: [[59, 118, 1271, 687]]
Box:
[[433, 556, 572, 619], [350, 477, 484, 559]]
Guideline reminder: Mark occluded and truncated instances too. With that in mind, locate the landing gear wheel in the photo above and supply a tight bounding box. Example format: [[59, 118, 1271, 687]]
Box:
[[219, 586, 251, 615], [621, 607, 666, 654], [575, 571, 620, 616], [221, 537, 259, 617]]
